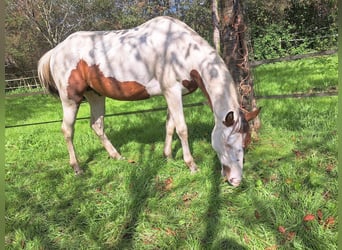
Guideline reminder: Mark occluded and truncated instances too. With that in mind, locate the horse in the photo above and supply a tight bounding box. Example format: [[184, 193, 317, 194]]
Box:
[[38, 16, 260, 187]]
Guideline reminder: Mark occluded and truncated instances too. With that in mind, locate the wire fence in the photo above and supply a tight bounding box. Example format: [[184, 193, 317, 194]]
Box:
[[5, 102, 208, 129], [4, 49, 338, 129], [5, 90, 338, 129], [5, 70, 42, 93]]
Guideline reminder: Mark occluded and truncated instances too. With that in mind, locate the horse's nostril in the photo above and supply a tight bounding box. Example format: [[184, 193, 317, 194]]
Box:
[[229, 178, 241, 187]]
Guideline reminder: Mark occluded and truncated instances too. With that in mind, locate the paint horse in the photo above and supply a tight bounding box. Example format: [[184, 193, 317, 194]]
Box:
[[38, 16, 260, 187]]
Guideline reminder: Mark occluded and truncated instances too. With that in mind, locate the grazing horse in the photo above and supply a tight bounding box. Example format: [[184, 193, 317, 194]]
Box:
[[38, 16, 260, 187]]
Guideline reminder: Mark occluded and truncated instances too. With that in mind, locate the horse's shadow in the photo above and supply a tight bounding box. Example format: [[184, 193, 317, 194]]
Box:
[[102, 112, 212, 161]]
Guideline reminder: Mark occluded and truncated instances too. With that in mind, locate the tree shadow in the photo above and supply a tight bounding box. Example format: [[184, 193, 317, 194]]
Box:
[[114, 151, 162, 249], [199, 154, 249, 249], [212, 238, 248, 250]]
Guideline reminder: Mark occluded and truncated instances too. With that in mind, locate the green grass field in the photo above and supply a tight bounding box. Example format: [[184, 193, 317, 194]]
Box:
[[5, 55, 337, 249]]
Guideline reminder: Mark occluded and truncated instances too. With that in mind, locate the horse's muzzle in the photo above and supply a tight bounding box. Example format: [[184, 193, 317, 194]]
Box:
[[222, 165, 242, 187]]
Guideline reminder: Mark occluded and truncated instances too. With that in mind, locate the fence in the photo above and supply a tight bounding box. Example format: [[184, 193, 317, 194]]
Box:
[[5, 70, 42, 92]]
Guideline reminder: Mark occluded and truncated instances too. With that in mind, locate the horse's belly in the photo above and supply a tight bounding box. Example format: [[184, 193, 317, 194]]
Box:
[[92, 77, 152, 101], [68, 59, 164, 101]]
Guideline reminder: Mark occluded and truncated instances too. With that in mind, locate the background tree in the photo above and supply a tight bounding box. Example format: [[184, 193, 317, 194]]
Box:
[[5, 0, 337, 76], [212, 0, 220, 51], [6, 0, 86, 74], [247, 0, 338, 60], [214, 0, 261, 131]]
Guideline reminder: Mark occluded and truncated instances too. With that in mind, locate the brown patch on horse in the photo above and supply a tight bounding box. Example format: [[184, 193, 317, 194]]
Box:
[[189, 70, 213, 111], [182, 79, 198, 95], [67, 60, 89, 104], [67, 60, 150, 103]]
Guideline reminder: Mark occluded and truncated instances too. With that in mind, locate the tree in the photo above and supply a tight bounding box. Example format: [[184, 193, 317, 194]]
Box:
[[15, 0, 88, 48], [213, 0, 261, 131], [5, 0, 337, 75], [212, 0, 220, 51], [5, 0, 86, 73]]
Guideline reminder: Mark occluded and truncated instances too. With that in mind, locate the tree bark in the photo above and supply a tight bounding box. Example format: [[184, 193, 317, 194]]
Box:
[[212, 0, 220, 51], [214, 0, 261, 131]]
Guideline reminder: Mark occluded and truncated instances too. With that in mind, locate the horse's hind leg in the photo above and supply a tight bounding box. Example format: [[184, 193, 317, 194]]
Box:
[[61, 100, 83, 174], [84, 91, 122, 159]]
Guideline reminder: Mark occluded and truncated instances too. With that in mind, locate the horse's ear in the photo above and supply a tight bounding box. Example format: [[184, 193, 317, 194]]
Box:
[[245, 107, 261, 122], [223, 111, 235, 127]]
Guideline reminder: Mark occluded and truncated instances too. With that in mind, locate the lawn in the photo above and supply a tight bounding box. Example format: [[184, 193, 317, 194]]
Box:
[[5, 55, 337, 249]]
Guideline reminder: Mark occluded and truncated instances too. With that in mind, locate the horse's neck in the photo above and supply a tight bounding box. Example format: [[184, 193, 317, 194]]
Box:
[[200, 60, 240, 122]]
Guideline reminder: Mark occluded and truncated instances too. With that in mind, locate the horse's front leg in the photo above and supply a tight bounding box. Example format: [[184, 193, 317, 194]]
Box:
[[164, 88, 198, 173], [61, 100, 83, 174], [84, 92, 122, 160], [163, 110, 175, 160]]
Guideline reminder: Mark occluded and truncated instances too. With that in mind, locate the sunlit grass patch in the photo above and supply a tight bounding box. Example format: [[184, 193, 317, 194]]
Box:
[[253, 54, 337, 96]]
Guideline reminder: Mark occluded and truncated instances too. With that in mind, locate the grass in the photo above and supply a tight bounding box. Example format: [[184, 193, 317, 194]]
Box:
[[254, 55, 337, 95], [5, 55, 337, 249]]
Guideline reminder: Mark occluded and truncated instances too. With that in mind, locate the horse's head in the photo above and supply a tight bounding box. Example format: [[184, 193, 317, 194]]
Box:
[[211, 108, 261, 187]]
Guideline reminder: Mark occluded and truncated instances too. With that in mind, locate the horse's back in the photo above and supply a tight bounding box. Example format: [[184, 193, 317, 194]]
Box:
[[52, 16, 206, 67], [48, 16, 215, 100]]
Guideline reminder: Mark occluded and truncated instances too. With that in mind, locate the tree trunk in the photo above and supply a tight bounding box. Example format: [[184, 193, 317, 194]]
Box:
[[212, 0, 220, 51], [214, 0, 261, 131]]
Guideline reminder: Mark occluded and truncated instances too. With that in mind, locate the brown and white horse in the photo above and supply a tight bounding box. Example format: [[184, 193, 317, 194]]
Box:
[[38, 16, 260, 187]]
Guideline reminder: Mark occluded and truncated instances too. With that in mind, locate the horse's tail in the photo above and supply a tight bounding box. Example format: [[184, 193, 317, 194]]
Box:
[[37, 49, 59, 97]]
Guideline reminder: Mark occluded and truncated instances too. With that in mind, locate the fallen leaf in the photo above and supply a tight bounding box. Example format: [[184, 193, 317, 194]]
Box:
[[262, 178, 270, 184], [286, 231, 296, 241], [317, 209, 323, 224], [325, 164, 335, 173], [324, 217, 335, 229], [265, 245, 278, 250], [278, 226, 286, 234], [155, 177, 173, 192], [165, 228, 176, 236], [269, 174, 278, 181], [182, 192, 198, 202], [182, 192, 198, 206], [164, 177, 173, 191], [285, 178, 292, 184], [292, 149, 304, 159], [127, 159, 136, 164], [322, 191, 332, 201], [303, 214, 315, 222], [254, 210, 261, 219], [243, 233, 250, 244]]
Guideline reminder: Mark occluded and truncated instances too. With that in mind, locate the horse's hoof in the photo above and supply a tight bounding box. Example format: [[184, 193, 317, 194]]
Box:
[[110, 153, 124, 160], [190, 168, 199, 174], [74, 168, 84, 175], [188, 163, 199, 174], [164, 156, 173, 162]]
